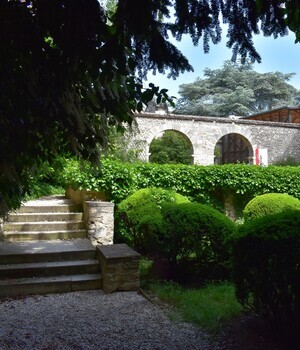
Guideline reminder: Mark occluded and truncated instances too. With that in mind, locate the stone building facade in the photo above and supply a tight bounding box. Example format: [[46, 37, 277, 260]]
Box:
[[132, 112, 300, 165]]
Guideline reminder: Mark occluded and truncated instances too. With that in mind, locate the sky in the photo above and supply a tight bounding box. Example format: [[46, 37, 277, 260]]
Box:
[[145, 30, 300, 99]]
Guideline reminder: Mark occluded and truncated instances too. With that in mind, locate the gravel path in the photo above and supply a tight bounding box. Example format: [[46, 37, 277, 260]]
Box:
[[0, 290, 212, 350]]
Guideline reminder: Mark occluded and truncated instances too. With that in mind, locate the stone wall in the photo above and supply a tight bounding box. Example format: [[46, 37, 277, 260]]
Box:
[[133, 113, 300, 165], [65, 187, 107, 204], [248, 123, 300, 164], [66, 187, 114, 246]]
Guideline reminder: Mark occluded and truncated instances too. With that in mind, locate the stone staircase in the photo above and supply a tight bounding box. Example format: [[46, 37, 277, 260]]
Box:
[[0, 196, 102, 297], [2, 196, 86, 242]]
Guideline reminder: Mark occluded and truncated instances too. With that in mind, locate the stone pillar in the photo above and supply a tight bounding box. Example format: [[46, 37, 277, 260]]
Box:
[[85, 201, 114, 246], [223, 192, 237, 220]]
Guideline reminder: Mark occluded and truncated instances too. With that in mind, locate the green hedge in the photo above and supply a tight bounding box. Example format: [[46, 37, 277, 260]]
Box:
[[230, 210, 300, 347], [61, 158, 300, 212]]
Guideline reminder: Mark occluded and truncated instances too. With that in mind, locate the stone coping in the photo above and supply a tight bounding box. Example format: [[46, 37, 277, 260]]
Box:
[[137, 112, 300, 129], [85, 201, 114, 207], [97, 243, 140, 261]]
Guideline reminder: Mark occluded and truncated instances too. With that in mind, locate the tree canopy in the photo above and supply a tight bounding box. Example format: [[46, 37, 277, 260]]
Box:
[[174, 61, 299, 117], [1, 0, 300, 212]]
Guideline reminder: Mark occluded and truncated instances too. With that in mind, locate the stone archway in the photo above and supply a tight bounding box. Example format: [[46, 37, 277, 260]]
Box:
[[214, 133, 253, 164]]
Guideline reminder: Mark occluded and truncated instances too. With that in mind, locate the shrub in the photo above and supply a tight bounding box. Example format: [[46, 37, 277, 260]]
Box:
[[231, 210, 300, 347], [161, 202, 237, 281], [25, 156, 68, 199], [116, 187, 189, 254], [243, 192, 300, 221]]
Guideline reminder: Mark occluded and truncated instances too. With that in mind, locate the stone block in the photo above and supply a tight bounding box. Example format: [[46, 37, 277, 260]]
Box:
[[97, 244, 141, 293]]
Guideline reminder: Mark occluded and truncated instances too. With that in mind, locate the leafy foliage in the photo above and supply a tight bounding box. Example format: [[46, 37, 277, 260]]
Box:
[[231, 210, 300, 347], [174, 61, 299, 117], [24, 157, 66, 200], [149, 130, 192, 164], [116, 187, 189, 253], [243, 192, 300, 221], [103, 126, 145, 163]]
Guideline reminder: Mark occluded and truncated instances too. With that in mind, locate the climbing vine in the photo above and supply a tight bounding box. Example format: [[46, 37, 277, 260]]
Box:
[[61, 158, 300, 214]]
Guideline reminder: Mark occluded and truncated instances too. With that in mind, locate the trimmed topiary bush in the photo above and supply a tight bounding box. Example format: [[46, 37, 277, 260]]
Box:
[[161, 202, 237, 281], [116, 187, 189, 254], [243, 192, 300, 221], [231, 210, 300, 347]]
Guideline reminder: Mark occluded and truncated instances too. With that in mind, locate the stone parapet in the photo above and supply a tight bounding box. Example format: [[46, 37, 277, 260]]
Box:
[[97, 244, 141, 293]]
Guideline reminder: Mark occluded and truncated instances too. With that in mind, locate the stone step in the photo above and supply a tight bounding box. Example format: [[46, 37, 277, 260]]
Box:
[[16, 195, 82, 214], [0, 239, 96, 264], [4, 220, 85, 232], [0, 273, 102, 297], [0, 198, 103, 297], [7, 212, 84, 223], [0, 229, 87, 242], [18, 204, 82, 214], [0, 259, 100, 279]]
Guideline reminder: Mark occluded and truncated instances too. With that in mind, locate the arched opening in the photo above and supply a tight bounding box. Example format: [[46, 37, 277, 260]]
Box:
[[149, 130, 193, 164], [214, 133, 253, 164]]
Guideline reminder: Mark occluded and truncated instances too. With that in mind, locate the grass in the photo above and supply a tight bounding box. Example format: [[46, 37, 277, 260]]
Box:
[[147, 280, 242, 334], [140, 258, 154, 281], [139, 257, 243, 333]]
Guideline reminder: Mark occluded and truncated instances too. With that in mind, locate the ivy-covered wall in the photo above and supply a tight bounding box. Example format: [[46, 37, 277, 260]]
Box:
[[62, 158, 300, 218]]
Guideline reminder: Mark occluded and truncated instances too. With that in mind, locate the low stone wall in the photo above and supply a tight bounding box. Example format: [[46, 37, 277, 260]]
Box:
[[65, 187, 114, 246], [65, 187, 107, 204], [97, 244, 141, 293]]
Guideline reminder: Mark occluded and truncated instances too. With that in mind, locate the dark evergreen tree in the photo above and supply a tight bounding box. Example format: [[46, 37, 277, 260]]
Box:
[[1, 0, 300, 210], [174, 61, 299, 117]]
